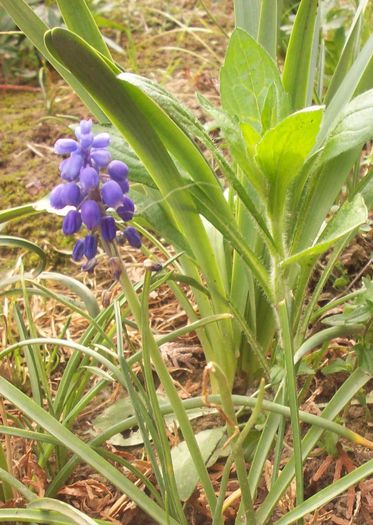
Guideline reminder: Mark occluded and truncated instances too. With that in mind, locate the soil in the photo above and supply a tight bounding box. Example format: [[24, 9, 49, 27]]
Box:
[[1, 1, 373, 524]]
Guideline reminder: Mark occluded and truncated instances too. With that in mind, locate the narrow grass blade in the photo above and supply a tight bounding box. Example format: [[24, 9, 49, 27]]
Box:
[[0, 236, 46, 277], [325, 0, 369, 103], [282, 0, 319, 110], [274, 459, 373, 525], [258, 0, 277, 59], [234, 0, 260, 37], [0, 377, 179, 525]]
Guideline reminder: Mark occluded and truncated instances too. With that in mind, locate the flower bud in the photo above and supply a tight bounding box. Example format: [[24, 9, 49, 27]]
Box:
[[60, 182, 81, 207], [80, 167, 99, 192], [109, 257, 121, 280], [79, 132, 93, 150], [79, 119, 92, 135], [92, 133, 110, 148], [54, 138, 78, 155], [101, 180, 124, 208], [118, 178, 129, 194], [81, 199, 101, 229], [91, 149, 112, 168], [84, 234, 98, 259], [117, 196, 135, 221], [108, 160, 128, 182], [72, 239, 85, 261], [123, 226, 141, 248], [60, 153, 83, 181], [82, 257, 97, 273], [100, 216, 117, 241], [62, 210, 82, 235], [50, 184, 66, 209]]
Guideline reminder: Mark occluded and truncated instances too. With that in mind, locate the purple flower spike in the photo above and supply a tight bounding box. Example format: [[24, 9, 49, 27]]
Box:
[[62, 210, 82, 235], [108, 160, 129, 182], [50, 184, 66, 209], [101, 180, 124, 208], [61, 182, 81, 207], [101, 216, 117, 241], [72, 239, 85, 261], [81, 199, 101, 229], [117, 196, 135, 221], [84, 234, 98, 259], [123, 226, 141, 248], [91, 149, 112, 168], [80, 166, 99, 192], [61, 153, 84, 181], [92, 133, 110, 148], [54, 138, 78, 155]]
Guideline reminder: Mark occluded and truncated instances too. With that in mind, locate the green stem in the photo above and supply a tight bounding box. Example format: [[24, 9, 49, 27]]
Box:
[[277, 300, 304, 514]]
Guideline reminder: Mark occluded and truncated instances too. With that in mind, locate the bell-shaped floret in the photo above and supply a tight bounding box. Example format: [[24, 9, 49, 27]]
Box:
[[92, 133, 110, 148], [84, 234, 98, 259], [81, 199, 101, 229], [101, 180, 124, 208], [80, 166, 99, 192], [50, 184, 66, 209], [72, 239, 85, 261], [54, 138, 78, 155], [91, 149, 112, 168], [100, 216, 117, 241], [123, 226, 141, 248], [60, 153, 83, 181], [117, 196, 135, 222], [60, 182, 81, 207], [62, 210, 82, 235], [108, 160, 128, 182]]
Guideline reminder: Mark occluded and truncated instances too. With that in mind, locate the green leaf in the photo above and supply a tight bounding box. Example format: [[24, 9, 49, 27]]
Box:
[[355, 343, 373, 373], [234, 0, 260, 37], [220, 28, 288, 133], [171, 428, 224, 501], [319, 31, 373, 143], [321, 89, 373, 163], [282, 193, 367, 267], [256, 106, 323, 214], [325, 0, 370, 103], [56, 0, 111, 59], [258, 0, 277, 59], [282, 0, 319, 110]]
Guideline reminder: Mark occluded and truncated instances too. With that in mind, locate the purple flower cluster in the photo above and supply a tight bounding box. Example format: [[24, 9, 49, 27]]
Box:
[[50, 119, 141, 271]]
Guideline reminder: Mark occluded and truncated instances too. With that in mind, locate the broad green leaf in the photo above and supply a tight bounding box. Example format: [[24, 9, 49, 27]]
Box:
[[321, 89, 373, 163], [256, 106, 323, 214], [282, 0, 319, 110], [0, 0, 107, 122], [56, 0, 111, 59], [220, 28, 288, 133], [282, 194, 367, 267], [172, 428, 224, 501]]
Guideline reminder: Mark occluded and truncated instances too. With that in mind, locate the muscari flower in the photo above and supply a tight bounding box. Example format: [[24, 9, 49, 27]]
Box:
[[50, 119, 141, 273]]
